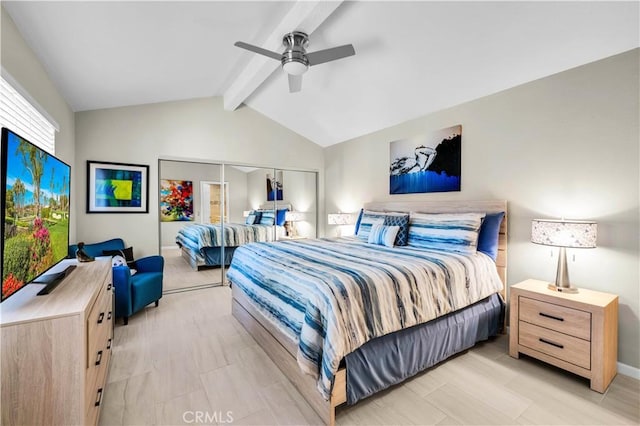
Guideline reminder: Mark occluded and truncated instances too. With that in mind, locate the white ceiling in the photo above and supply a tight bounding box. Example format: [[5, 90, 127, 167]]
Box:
[[4, 1, 639, 147]]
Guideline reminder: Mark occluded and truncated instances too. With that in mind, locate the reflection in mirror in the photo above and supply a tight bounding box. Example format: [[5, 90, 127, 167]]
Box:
[[159, 159, 224, 291], [276, 169, 318, 240]]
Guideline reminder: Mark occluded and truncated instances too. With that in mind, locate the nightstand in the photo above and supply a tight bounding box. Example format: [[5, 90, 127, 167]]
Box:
[[509, 279, 618, 393]]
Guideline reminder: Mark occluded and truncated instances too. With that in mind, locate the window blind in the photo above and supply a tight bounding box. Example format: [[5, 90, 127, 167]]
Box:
[[0, 76, 56, 154]]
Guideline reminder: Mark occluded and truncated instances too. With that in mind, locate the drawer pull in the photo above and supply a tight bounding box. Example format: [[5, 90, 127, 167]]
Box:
[[95, 350, 103, 366], [107, 283, 112, 291], [539, 312, 564, 322], [539, 338, 564, 349], [97, 312, 105, 324], [107, 338, 112, 350], [107, 311, 112, 320], [95, 388, 103, 407]]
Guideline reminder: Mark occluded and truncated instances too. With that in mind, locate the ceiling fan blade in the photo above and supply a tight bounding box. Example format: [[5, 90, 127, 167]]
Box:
[[288, 74, 302, 93], [306, 44, 355, 66], [234, 41, 281, 61]]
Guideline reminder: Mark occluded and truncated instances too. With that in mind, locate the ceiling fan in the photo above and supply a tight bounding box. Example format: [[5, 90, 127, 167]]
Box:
[[234, 31, 355, 93]]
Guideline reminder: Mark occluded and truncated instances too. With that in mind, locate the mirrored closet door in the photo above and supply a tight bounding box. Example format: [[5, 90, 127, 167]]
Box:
[[159, 159, 225, 290], [159, 159, 318, 289]]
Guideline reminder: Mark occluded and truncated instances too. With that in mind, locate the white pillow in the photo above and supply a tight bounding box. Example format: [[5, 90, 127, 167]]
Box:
[[111, 255, 127, 267], [368, 224, 400, 247]]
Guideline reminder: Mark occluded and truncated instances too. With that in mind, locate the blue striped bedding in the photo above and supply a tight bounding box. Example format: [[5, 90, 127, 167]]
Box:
[[175, 223, 278, 255], [226, 237, 504, 400]]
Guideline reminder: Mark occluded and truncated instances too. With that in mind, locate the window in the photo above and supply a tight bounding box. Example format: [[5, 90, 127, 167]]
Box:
[[0, 75, 56, 154]]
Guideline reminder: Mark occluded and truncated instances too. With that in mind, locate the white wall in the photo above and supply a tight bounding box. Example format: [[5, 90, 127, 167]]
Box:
[[1, 7, 76, 241], [75, 97, 323, 256], [324, 49, 640, 369]]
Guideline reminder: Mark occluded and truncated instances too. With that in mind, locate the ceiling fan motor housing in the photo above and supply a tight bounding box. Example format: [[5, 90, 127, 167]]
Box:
[[281, 31, 309, 75]]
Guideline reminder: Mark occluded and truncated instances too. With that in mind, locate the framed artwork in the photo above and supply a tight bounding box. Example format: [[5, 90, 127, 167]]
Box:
[[87, 161, 149, 213], [160, 179, 194, 222], [266, 170, 283, 201], [389, 125, 461, 194]]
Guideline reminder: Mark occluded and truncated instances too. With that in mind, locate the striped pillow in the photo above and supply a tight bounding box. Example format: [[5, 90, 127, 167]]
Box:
[[259, 210, 275, 225], [368, 224, 400, 247], [355, 211, 386, 241], [407, 212, 485, 253]]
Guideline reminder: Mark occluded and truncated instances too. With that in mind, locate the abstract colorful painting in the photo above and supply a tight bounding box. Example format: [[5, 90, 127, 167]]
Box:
[[389, 125, 461, 194], [160, 179, 194, 222], [266, 171, 283, 201], [87, 161, 148, 213]]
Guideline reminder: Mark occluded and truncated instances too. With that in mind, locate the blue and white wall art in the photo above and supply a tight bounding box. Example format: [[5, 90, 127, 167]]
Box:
[[389, 125, 461, 194]]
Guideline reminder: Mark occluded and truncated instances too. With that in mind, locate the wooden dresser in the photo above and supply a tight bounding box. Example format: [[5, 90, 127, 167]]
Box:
[[509, 279, 618, 392], [1, 259, 114, 425]]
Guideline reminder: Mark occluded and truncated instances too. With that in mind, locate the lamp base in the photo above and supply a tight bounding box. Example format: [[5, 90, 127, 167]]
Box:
[[547, 283, 579, 294]]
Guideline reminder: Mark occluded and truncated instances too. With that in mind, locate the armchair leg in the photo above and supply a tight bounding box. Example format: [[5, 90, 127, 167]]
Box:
[[123, 317, 128, 326], [155, 300, 159, 307]]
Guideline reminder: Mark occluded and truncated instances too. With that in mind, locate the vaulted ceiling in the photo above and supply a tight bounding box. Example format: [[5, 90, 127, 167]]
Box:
[[4, 1, 638, 147]]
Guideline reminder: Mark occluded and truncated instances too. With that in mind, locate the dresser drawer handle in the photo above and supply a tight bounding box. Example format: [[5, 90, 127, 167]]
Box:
[[539, 338, 564, 349], [107, 283, 112, 291], [97, 312, 105, 324], [95, 350, 103, 366], [107, 311, 112, 321], [95, 388, 103, 407], [107, 338, 112, 350], [539, 312, 564, 322]]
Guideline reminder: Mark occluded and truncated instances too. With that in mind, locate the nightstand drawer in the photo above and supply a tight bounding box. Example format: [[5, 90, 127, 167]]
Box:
[[519, 296, 591, 340], [519, 321, 591, 369]]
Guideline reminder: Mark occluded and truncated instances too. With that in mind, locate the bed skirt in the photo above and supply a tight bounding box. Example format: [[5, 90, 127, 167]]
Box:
[[344, 293, 504, 404]]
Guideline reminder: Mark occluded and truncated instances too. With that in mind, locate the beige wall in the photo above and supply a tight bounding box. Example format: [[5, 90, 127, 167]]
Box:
[[324, 49, 640, 369], [75, 97, 323, 257], [1, 7, 76, 241]]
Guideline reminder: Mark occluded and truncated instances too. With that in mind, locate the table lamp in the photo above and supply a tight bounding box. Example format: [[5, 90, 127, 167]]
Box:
[[531, 218, 597, 293]]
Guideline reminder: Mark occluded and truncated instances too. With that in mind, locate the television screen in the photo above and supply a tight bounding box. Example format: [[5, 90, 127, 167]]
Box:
[[1, 127, 71, 302]]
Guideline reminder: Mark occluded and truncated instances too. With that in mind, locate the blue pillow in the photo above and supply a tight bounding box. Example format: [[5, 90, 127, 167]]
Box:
[[477, 212, 505, 261], [250, 210, 262, 223], [245, 214, 257, 225], [276, 208, 288, 226], [356, 211, 386, 241], [353, 209, 364, 235], [383, 214, 410, 246], [259, 210, 275, 226]]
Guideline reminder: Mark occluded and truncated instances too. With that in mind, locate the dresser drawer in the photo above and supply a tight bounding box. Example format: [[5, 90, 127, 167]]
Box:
[[519, 296, 591, 340], [87, 282, 113, 365], [85, 337, 111, 423], [519, 321, 591, 369]]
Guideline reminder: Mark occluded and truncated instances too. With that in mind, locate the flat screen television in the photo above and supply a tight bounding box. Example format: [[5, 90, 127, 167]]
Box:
[[1, 127, 73, 302]]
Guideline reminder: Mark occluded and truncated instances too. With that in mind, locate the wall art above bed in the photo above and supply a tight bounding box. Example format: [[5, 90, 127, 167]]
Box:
[[389, 125, 461, 194]]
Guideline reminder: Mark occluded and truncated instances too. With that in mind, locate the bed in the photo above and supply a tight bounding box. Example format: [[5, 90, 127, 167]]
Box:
[[228, 200, 507, 425], [175, 204, 290, 270]]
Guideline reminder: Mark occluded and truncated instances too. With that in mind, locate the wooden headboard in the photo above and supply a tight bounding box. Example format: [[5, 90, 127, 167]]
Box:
[[363, 200, 508, 301]]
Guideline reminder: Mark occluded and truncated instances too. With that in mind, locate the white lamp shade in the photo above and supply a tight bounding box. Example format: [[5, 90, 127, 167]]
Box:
[[328, 213, 356, 225], [531, 219, 597, 248], [285, 211, 304, 222]]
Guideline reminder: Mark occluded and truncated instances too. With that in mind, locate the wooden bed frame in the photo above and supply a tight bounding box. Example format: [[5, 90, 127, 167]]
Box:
[[231, 200, 507, 425]]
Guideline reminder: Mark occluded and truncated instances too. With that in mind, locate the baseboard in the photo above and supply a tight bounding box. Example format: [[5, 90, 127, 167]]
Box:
[[618, 362, 640, 380]]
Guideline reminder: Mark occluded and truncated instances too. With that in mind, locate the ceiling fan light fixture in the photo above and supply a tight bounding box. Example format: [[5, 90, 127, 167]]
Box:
[[282, 59, 308, 75]]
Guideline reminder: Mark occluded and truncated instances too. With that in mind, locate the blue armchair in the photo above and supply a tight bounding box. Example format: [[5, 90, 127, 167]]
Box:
[[68, 238, 163, 325]]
